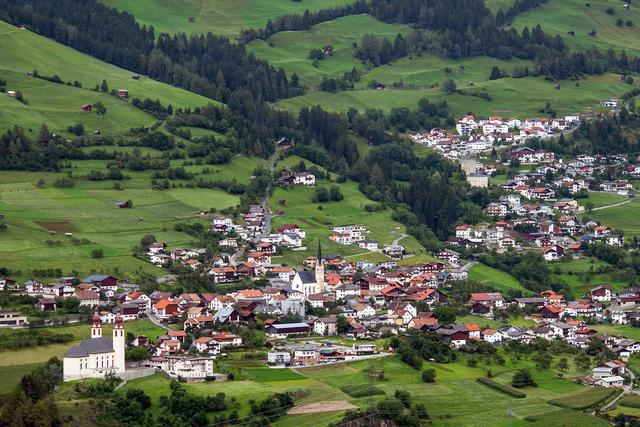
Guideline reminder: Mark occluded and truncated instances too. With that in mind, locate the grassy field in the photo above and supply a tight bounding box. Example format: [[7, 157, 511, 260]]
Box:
[[113, 353, 606, 426], [0, 70, 157, 136], [585, 191, 628, 208], [246, 14, 414, 86], [550, 258, 630, 295], [0, 20, 210, 108], [101, 0, 355, 37], [268, 178, 425, 265], [511, 0, 640, 56], [588, 197, 640, 236], [467, 262, 531, 294], [278, 72, 632, 117], [0, 162, 239, 279]]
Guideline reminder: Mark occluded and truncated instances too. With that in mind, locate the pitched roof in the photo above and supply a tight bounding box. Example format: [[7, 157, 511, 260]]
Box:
[[64, 337, 114, 357]]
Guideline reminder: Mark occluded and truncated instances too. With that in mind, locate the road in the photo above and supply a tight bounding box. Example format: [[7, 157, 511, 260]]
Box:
[[145, 310, 170, 331], [230, 141, 280, 266], [391, 231, 408, 246], [461, 261, 477, 271]]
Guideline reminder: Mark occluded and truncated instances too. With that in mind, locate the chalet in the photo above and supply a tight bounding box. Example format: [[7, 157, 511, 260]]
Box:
[[82, 275, 118, 288], [117, 88, 128, 99], [74, 290, 100, 307], [154, 299, 180, 320], [35, 298, 57, 311], [483, 329, 502, 344], [468, 292, 505, 308], [81, 104, 92, 112], [587, 285, 616, 303], [536, 304, 564, 320]]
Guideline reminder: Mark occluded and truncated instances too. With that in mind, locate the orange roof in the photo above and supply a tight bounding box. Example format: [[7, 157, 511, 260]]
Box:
[[324, 273, 342, 286], [465, 324, 480, 331], [194, 337, 213, 344], [156, 299, 176, 310], [483, 329, 497, 335], [238, 289, 263, 298], [128, 291, 145, 299], [168, 330, 187, 337]]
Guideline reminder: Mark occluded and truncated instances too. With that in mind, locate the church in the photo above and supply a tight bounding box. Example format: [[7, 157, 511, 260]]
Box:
[[291, 240, 325, 296], [63, 311, 126, 381]]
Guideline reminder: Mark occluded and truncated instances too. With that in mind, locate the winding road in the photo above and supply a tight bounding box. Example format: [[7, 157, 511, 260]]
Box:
[[590, 199, 632, 212]]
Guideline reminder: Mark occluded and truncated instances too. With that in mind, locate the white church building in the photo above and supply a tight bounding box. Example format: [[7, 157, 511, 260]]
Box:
[[63, 312, 126, 381], [291, 240, 326, 297]]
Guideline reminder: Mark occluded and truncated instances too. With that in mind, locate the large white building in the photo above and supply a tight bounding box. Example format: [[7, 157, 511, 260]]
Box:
[[291, 240, 325, 297], [63, 313, 125, 381]]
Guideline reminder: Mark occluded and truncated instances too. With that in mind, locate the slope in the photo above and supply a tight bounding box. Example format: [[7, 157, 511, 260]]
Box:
[[0, 20, 211, 109]]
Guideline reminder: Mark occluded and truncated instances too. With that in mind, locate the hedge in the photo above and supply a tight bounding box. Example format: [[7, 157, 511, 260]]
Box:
[[476, 378, 526, 398], [340, 384, 386, 398], [618, 396, 640, 409], [548, 388, 616, 410]]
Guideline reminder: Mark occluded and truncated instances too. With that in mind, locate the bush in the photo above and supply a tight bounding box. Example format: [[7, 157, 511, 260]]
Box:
[[54, 177, 74, 188], [91, 249, 104, 258], [511, 369, 536, 388], [422, 368, 436, 383], [477, 378, 526, 398], [340, 384, 386, 398]]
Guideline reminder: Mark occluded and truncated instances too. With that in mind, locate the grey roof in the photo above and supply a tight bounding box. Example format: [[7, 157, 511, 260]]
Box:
[[64, 337, 114, 358], [82, 274, 113, 282], [297, 271, 317, 284], [270, 322, 310, 330]]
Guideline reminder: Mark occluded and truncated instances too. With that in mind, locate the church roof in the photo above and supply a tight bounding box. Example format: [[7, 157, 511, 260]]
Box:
[[297, 271, 317, 284], [64, 337, 114, 358]]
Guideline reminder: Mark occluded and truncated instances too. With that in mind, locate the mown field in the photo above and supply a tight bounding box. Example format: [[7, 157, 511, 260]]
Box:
[[467, 262, 531, 295], [246, 14, 414, 86], [550, 258, 630, 295], [279, 72, 632, 116], [113, 353, 608, 427], [588, 197, 640, 237], [100, 0, 355, 37], [0, 157, 240, 280], [511, 0, 640, 56], [0, 20, 212, 136]]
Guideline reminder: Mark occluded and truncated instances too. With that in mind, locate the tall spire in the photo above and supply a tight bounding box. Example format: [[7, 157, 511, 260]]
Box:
[[317, 239, 322, 264]]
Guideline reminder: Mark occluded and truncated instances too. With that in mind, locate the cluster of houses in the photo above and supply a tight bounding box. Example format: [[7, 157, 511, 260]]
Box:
[[410, 114, 579, 162], [448, 215, 623, 262]]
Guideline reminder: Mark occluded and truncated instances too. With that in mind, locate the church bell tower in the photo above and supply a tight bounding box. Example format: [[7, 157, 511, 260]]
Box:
[[315, 239, 325, 293]]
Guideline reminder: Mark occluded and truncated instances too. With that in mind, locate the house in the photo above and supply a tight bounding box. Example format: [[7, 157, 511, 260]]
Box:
[[82, 275, 118, 288], [35, 298, 57, 311], [0, 310, 28, 327], [483, 329, 502, 344], [267, 352, 291, 366], [74, 290, 100, 307], [117, 89, 128, 99], [587, 285, 617, 303], [468, 292, 505, 308], [594, 376, 625, 388], [161, 356, 215, 380], [81, 104, 92, 112], [154, 299, 180, 320], [314, 316, 338, 336]]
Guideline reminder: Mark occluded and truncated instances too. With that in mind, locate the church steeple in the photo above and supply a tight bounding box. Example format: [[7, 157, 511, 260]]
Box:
[[314, 239, 325, 293]]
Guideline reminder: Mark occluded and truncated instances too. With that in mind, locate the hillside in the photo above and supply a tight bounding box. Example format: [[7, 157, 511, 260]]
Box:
[[0, 20, 212, 136], [511, 0, 640, 56], [100, 0, 355, 37]]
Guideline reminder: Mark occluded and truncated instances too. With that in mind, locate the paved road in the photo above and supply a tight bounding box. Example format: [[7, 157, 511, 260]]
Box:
[[145, 310, 169, 331], [391, 231, 408, 246], [230, 142, 280, 266], [461, 261, 477, 271]]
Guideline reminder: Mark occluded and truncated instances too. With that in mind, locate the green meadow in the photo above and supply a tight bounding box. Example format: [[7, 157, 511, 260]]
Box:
[[511, 0, 640, 56], [550, 258, 630, 295], [0, 20, 210, 108], [585, 191, 628, 208], [588, 197, 640, 237], [101, 0, 355, 37], [467, 262, 531, 294], [0, 70, 156, 136], [278, 72, 632, 116], [114, 354, 608, 427], [246, 14, 414, 86], [268, 177, 425, 266], [0, 161, 239, 280]]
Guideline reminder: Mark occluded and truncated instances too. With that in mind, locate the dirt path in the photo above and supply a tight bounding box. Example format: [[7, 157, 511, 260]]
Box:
[[591, 200, 632, 211], [287, 400, 357, 414]]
